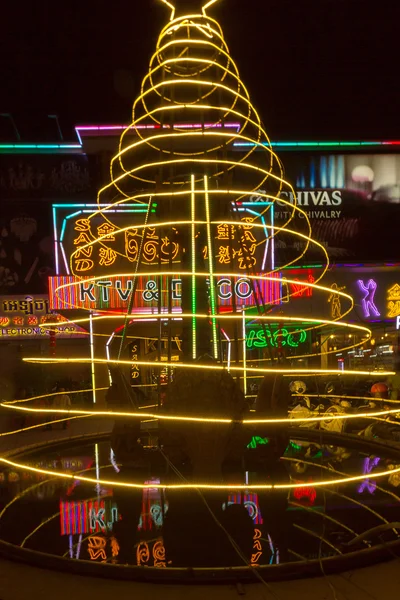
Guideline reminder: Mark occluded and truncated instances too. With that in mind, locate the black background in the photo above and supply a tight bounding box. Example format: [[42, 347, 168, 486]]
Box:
[[1, 0, 399, 142]]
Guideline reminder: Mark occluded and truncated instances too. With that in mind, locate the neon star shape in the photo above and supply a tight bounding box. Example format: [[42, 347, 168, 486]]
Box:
[[160, 0, 220, 20]]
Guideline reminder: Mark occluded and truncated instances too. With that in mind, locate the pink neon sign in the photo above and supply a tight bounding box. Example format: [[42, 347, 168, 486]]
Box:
[[358, 456, 380, 494], [357, 279, 380, 318]]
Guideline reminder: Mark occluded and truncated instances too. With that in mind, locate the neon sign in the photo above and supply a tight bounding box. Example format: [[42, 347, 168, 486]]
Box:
[[358, 456, 380, 494], [251, 528, 264, 566], [53, 201, 275, 278], [136, 538, 166, 568], [0, 295, 85, 339], [60, 499, 118, 536], [48, 274, 282, 311], [357, 279, 380, 318], [224, 493, 263, 525], [87, 535, 107, 561], [387, 283, 400, 318], [246, 326, 308, 349], [328, 283, 346, 319], [293, 484, 317, 505]]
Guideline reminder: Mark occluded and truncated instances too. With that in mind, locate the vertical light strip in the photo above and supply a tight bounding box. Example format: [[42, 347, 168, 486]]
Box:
[[221, 328, 231, 372], [191, 174, 197, 359], [52, 206, 59, 275], [261, 215, 269, 272], [75, 534, 82, 559], [204, 175, 218, 359], [270, 204, 275, 271], [94, 442, 100, 495], [242, 309, 247, 395], [105, 332, 115, 384], [89, 312, 96, 404], [60, 244, 70, 275]]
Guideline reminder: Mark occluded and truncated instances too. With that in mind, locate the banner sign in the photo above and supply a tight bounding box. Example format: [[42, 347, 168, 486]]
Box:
[[0, 295, 86, 338], [274, 153, 400, 263], [48, 274, 282, 312]]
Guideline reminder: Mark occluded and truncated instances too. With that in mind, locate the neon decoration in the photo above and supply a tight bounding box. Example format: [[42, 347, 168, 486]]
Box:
[[5, 0, 388, 502], [87, 536, 107, 561], [328, 283, 346, 319], [387, 283, 400, 318], [137, 479, 168, 531], [48, 274, 282, 311], [246, 326, 308, 350], [358, 457, 380, 494], [136, 538, 166, 568], [293, 485, 317, 505], [60, 499, 118, 536], [247, 436, 269, 449], [251, 528, 264, 566], [225, 493, 263, 525], [4, 452, 400, 491], [3, 138, 400, 155], [130, 342, 140, 380], [0, 295, 85, 339], [357, 279, 380, 318]]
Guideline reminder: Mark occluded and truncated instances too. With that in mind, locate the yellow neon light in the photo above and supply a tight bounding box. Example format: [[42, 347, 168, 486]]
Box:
[[295, 393, 400, 405], [0, 414, 91, 437], [22, 356, 392, 378], [3, 399, 400, 425], [10, 0, 390, 493], [3, 387, 108, 405], [202, 0, 220, 15], [160, 0, 175, 20], [1, 456, 399, 491]]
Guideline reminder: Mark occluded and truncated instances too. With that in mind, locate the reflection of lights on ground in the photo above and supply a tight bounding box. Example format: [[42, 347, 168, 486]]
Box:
[[2, 455, 400, 491]]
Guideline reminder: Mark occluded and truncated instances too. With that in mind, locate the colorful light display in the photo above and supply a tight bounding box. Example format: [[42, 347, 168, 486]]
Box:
[[3, 0, 398, 505], [357, 279, 380, 318]]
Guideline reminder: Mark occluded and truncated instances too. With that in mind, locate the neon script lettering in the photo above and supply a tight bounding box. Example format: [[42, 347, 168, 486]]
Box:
[[246, 328, 307, 349]]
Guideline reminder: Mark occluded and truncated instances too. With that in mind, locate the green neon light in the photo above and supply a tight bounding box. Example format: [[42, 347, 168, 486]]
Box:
[[0, 143, 82, 155], [246, 327, 308, 349], [286, 441, 302, 453], [247, 436, 269, 449], [233, 140, 397, 151], [281, 263, 323, 270], [204, 175, 218, 359]]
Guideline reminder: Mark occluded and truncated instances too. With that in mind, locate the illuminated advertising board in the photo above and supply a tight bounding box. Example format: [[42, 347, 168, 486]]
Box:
[[52, 201, 275, 278], [0, 295, 86, 338], [272, 153, 400, 263], [284, 265, 400, 325], [48, 273, 282, 312]]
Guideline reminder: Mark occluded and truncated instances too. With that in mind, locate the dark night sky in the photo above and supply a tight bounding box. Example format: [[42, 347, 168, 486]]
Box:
[[1, 0, 398, 142]]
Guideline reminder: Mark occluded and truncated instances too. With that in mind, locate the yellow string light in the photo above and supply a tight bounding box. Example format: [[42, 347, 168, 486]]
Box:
[[1, 456, 399, 491], [3, 398, 399, 425], [3, 1, 391, 506]]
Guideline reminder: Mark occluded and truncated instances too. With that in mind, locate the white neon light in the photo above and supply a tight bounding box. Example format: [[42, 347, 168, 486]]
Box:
[[106, 331, 116, 384], [95, 442, 100, 495]]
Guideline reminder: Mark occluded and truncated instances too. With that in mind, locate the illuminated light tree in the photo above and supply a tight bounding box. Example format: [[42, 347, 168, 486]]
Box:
[[16, 0, 395, 492]]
